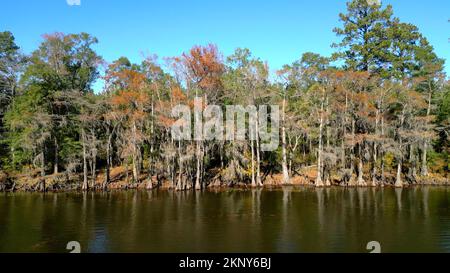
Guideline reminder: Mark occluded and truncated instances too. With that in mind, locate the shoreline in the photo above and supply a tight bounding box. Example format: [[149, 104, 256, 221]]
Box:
[[1, 177, 449, 193], [2, 168, 448, 193]]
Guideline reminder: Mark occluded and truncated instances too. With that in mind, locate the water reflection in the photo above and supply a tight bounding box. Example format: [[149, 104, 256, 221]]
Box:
[[395, 188, 403, 211], [0, 187, 449, 253]]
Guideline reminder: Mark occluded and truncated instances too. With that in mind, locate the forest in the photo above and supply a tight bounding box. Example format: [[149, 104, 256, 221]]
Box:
[[0, 0, 449, 192]]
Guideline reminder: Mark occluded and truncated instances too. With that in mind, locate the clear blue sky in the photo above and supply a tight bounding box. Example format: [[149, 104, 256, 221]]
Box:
[[2, 0, 449, 90]]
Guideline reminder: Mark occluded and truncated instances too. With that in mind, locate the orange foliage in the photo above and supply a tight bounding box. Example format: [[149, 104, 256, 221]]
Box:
[[155, 84, 190, 129], [181, 44, 224, 91]]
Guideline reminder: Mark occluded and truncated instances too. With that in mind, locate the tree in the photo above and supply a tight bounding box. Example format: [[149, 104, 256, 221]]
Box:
[[0, 31, 24, 109], [4, 32, 101, 190], [390, 84, 428, 187], [4, 84, 52, 191], [224, 48, 272, 187], [0, 31, 25, 170], [333, 0, 393, 74], [109, 68, 149, 184], [435, 83, 450, 172], [412, 40, 445, 176], [179, 44, 224, 190]]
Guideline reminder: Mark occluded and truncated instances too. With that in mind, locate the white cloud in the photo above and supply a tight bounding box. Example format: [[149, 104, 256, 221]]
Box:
[[66, 0, 81, 6]]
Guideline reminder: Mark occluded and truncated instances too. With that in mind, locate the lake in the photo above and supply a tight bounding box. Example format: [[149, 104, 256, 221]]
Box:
[[0, 186, 449, 253]]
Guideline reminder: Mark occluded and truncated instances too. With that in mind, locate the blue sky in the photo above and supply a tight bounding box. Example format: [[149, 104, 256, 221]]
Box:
[[2, 0, 449, 90]]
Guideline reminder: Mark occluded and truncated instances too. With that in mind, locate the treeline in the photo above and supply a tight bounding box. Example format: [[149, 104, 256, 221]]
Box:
[[0, 0, 449, 191]]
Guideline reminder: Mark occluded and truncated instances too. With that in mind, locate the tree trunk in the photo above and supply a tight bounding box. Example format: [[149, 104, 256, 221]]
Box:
[[251, 138, 256, 188], [369, 142, 377, 187], [369, 107, 380, 187], [316, 100, 324, 187], [281, 95, 290, 184], [342, 92, 348, 169], [357, 156, 366, 186], [54, 138, 58, 174], [341, 137, 346, 170], [396, 110, 405, 188], [91, 155, 96, 189], [39, 146, 46, 192], [380, 154, 385, 186], [255, 114, 262, 187], [149, 99, 155, 182], [132, 121, 139, 183], [11, 147, 15, 170], [104, 133, 112, 190], [380, 112, 385, 186], [395, 160, 403, 188], [195, 140, 201, 190], [421, 143, 428, 176], [348, 118, 356, 186], [201, 143, 205, 188], [421, 88, 432, 177], [324, 166, 331, 187], [82, 128, 88, 191], [146, 134, 154, 190], [409, 144, 417, 182], [176, 140, 182, 191]]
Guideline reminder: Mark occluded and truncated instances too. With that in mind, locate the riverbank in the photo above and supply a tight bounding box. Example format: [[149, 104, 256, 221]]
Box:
[[1, 166, 449, 193]]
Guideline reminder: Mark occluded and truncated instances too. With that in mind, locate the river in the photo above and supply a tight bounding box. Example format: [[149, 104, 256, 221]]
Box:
[[0, 186, 449, 253]]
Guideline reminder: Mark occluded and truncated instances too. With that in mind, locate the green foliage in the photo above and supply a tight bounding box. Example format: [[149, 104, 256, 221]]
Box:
[[3, 33, 101, 174], [383, 152, 395, 169], [0, 31, 26, 170], [428, 150, 448, 174], [333, 0, 443, 81], [435, 87, 450, 157], [333, 0, 393, 73], [437, 87, 450, 123]]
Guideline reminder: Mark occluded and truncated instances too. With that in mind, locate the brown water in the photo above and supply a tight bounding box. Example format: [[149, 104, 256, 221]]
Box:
[[0, 186, 449, 253]]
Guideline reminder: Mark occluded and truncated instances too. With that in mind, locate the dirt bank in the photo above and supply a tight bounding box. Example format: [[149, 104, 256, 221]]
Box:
[[0, 166, 448, 192]]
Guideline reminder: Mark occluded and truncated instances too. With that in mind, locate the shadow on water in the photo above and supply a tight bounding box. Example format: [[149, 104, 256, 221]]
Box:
[[0, 186, 449, 253]]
